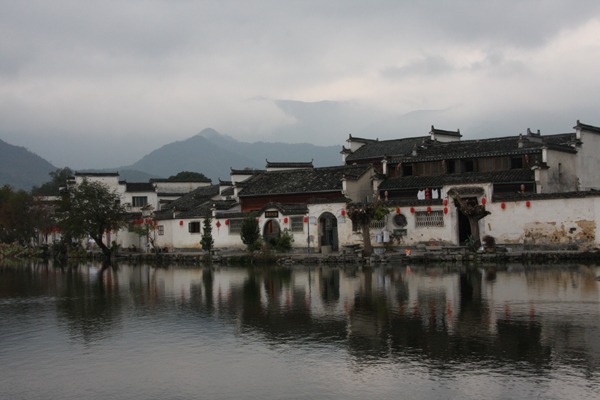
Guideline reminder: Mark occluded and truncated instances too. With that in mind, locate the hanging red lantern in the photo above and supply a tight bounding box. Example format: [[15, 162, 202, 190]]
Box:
[[427, 206, 431, 213], [526, 201, 531, 208], [284, 217, 288, 223], [396, 207, 400, 214], [154, 221, 158, 226], [304, 216, 308, 223], [501, 203, 506, 210], [444, 207, 448, 214], [341, 210, 345, 216], [410, 207, 415, 214], [481, 198, 486, 205], [225, 219, 229, 225], [216, 221, 221, 228], [133, 220, 137, 225], [180, 221, 183, 226], [521, 184, 526, 192], [443, 199, 448, 206], [256, 218, 259, 222]]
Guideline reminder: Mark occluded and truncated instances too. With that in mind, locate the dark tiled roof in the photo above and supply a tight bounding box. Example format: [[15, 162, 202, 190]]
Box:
[[431, 126, 461, 137], [390, 134, 576, 163], [238, 165, 371, 197], [126, 182, 155, 192], [230, 168, 266, 175], [177, 200, 238, 219], [221, 187, 234, 197], [346, 133, 577, 164], [75, 172, 119, 177], [306, 197, 350, 204], [260, 202, 308, 215], [379, 169, 535, 190], [345, 136, 428, 162], [575, 120, 600, 133], [219, 179, 232, 185], [266, 160, 314, 168], [150, 177, 211, 183], [493, 190, 600, 202], [162, 185, 220, 212]]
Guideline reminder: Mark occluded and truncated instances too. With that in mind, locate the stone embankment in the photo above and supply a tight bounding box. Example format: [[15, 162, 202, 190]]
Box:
[[111, 248, 600, 266]]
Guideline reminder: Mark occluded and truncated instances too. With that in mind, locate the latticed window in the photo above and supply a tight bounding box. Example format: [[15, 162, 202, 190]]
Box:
[[290, 217, 304, 232], [158, 225, 164, 235], [229, 219, 243, 234], [415, 211, 444, 228], [369, 220, 386, 230], [188, 221, 201, 233]]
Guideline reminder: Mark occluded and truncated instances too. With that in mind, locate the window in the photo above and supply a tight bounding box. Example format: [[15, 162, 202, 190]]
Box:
[[229, 219, 243, 234], [511, 156, 523, 169], [402, 164, 413, 176], [415, 210, 444, 228], [132, 196, 148, 207], [352, 220, 360, 232], [291, 217, 304, 232], [462, 159, 474, 173], [446, 160, 456, 174], [188, 221, 201, 233], [158, 225, 164, 235], [369, 220, 386, 229]]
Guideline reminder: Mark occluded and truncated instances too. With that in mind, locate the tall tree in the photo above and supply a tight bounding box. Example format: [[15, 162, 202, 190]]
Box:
[[200, 209, 214, 253], [240, 214, 260, 251], [56, 179, 126, 258], [0, 185, 36, 243], [448, 189, 491, 249], [31, 167, 74, 196], [168, 171, 209, 181]]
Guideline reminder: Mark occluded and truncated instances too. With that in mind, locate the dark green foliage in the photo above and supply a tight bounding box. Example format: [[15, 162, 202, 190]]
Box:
[[168, 171, 210, 181], [274, 229, 294, 252], [200, 210, 214, 252], [0, 185, 50, 244], [240, 214, 261, 250], [56, 179, 127, 258], [31, 167, 73, 196]]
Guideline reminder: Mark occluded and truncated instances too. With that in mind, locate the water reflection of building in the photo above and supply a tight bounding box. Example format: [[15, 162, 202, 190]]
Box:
[[9, 262, 598, 373]]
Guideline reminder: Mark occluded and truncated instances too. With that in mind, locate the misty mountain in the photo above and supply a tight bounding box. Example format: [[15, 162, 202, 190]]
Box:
[[121, 128, 342, 182], [0, 138, 57, 190]]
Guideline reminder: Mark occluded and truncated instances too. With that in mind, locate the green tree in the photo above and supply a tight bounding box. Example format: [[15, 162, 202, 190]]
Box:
[[0, 185, 38, 243], [168, 171, 209, 181], [56, 179, 127, 259], [31, 167, 74, 196], [240, 214, 261, 251], [200, 210, 214, 253]]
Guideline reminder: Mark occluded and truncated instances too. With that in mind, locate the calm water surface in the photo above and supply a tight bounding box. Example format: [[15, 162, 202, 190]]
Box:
[[1, 261, 599, 400]]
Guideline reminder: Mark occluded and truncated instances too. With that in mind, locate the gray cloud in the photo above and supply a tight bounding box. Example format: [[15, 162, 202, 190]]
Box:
[[1, 1, 599, 169]]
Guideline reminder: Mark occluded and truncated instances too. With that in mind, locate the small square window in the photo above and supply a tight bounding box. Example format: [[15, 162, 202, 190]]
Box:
[[158, 225, 164, 235], [188, 221, 201, 233]]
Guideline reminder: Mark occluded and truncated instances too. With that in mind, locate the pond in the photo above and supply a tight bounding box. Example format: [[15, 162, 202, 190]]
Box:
[[1, 261, 599, 400]]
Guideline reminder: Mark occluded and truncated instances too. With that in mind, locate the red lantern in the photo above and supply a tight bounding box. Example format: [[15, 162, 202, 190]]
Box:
[[501, 203, 506, 210], [256, 218, 259, 222], [521, 184, 526, 193], [225, 220, 229, 225], [216, 221, 221, 228], [154, 221, 158, 226], [284, 217, 288, 223], [444, 207, 448, 214], [180, 221, 183, 226], [396, 207, 400, 214], [481, 198, 486, 205], [410, 207, 414, 214], [427, 206, 431, 213], [341, 210, 345, 216], [304, 216, 308, 223], [443, 199, 448, 206], [526, 201, 531, 208]]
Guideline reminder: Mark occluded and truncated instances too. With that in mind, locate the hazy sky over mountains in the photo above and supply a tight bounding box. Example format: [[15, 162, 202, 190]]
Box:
[[1, 1, 599, 169]]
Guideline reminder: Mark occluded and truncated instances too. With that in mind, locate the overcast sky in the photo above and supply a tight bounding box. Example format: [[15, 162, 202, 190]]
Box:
[[2, 0, 600, 169]]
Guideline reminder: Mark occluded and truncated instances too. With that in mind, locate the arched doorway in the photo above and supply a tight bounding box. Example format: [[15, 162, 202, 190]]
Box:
[[319, 212, 338, 252], [263, 219, 281, 247]]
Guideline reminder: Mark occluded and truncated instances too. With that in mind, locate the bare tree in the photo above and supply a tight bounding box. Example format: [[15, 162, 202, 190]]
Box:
[[447, 189, 490, 249]]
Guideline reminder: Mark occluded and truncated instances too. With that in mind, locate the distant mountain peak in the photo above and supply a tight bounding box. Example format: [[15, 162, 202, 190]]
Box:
[[196, 128, 238, 143]]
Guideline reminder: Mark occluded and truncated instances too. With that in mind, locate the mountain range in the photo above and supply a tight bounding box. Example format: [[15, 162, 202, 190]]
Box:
[[0, 128, 343, 190]]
